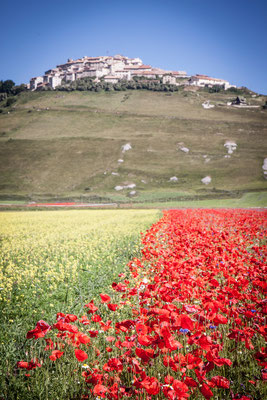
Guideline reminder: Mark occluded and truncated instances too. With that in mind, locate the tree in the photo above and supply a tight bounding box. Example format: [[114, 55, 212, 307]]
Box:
[[12, 84, 27, 95], [0, 80, 15, 94]]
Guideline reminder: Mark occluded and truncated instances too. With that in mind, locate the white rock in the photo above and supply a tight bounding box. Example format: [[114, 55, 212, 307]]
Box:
[[224, 141, 237, 154], [224, 155, 231, 158], [115, 183, 136, 190], [203, 155, 208, 158], [129, 191, 136, 196], [202, 101, 215, 109], [122, 143, 132, 153], [111, 172, 119, 176], [169, 176, 178, 182], [118, 159, 124, 163], [141, 179, 147, 184], [201, 176, 211, 185], [262, 158, 267, 178], [180, 147, 189, 153]]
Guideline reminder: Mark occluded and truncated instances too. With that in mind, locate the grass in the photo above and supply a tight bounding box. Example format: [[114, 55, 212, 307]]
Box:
[[118, 191, 267, 208], [0, 209, 159, 399], [0, 89, 266, 205]]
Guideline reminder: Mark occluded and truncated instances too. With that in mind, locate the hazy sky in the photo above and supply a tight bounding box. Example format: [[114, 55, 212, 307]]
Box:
[[1, 0, 267, 94]]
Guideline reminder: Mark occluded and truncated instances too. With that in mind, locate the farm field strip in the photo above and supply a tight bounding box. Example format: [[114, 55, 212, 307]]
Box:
[[12, 209, 267, 399], [0, 209, 159, 398]]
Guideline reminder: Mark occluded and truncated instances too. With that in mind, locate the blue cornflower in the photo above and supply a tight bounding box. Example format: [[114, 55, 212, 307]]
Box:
[[179, 328, 190, 334]]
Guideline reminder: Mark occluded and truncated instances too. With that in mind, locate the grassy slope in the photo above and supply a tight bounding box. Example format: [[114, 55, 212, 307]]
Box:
[[0, 89, 266, 205]]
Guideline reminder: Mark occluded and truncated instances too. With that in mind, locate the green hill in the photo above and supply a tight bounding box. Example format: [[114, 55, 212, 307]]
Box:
[[0, 89, 266, 205]]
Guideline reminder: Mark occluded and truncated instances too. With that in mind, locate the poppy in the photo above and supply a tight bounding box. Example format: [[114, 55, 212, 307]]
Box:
[[49, 350, 64, 361], [100, 293, 111, 303], [75, 349, 88, 362]]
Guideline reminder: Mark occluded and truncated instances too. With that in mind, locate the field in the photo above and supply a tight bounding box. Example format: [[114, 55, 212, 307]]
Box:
[[0, 209, 159, 399], [0, 89, 266, 206], [0, 208, 266, 399]]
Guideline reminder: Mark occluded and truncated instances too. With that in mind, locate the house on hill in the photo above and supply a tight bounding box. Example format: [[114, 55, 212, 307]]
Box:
[[189, 74, 232, 89]]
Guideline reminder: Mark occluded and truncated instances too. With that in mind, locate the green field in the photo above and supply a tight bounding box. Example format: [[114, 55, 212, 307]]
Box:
[[0, 209, 159, 399], [0, 89, 266, 206]]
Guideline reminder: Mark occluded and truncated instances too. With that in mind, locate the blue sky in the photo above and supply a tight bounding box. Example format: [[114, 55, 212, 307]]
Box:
[[1, 0, 267, 94]]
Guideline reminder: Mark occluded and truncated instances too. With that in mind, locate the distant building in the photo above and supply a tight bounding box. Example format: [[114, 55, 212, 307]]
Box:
[[30, 76, 44, 90], [163, 75, 177, 85], [103, 75, 119, 84], [49, 76, 62, 88], [189, 74, 232, 89]]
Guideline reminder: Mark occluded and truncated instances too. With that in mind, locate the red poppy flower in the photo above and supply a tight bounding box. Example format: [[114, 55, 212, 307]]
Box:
[[106, 336, 115, 342], [84, 300, 98, 313], [210, 375, 230, 388], [53, 321, 78, 334], [138, 334, 154, 347], [172, 379, 189, 398], [141, 376, 160, 395], [200, 383, 213, 399], [17, 359, 41, 370], [184, 376, 198, 387], [75, 349, 88, 362], [107, 303, 118, 311], [100, 293, 111, 303], [213, 314, 228, 325], [49, 350, 64, 361], [17, 361, 29, 369], [93, 384, 108, 398], [26, 320, 51, 339], [77, 332, 91, 345], [91, 314, 102, 322], [136, 348, 154, 362]]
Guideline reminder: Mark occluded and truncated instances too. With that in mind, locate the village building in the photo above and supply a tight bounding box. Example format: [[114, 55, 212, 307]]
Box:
[[171, 71, 188, 78], [163, 75, 177, 85], [103, 75, 119, 84], [30, 76, 44, 90], [188, 74, 231, 89]]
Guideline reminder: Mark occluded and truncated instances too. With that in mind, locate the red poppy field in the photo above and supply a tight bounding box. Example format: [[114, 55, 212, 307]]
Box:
[[17, 209, 266, 399]]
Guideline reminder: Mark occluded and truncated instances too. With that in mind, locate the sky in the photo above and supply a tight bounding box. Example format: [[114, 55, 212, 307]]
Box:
[[1, 0, 267, 94]]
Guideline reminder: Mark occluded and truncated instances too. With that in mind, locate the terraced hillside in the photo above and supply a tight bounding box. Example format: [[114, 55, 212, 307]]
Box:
[[0, 89, 266, 204]]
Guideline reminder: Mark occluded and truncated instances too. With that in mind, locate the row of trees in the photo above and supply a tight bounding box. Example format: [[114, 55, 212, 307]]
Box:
[[54, 77, 180, 93]]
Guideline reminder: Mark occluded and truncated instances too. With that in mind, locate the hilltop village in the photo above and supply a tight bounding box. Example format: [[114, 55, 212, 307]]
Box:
[[30, 55, 235, 91]]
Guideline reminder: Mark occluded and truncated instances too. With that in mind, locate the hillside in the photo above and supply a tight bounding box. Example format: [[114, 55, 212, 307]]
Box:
[[0, 89, 266, 205]]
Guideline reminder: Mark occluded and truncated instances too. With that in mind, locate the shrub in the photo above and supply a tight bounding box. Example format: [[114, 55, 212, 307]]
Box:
[[5, 97, 16, 107]]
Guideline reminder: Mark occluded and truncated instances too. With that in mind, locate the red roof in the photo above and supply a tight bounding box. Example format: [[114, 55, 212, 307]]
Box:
[[172, 71, 187, 75], [124, 65, 151, 70], [132, 71, 157, 76], [193, 74, 227, 82], [104, 75, 118, 79]]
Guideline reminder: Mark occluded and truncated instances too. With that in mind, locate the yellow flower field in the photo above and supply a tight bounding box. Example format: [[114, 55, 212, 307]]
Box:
[[0, 209, 159, 308]]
